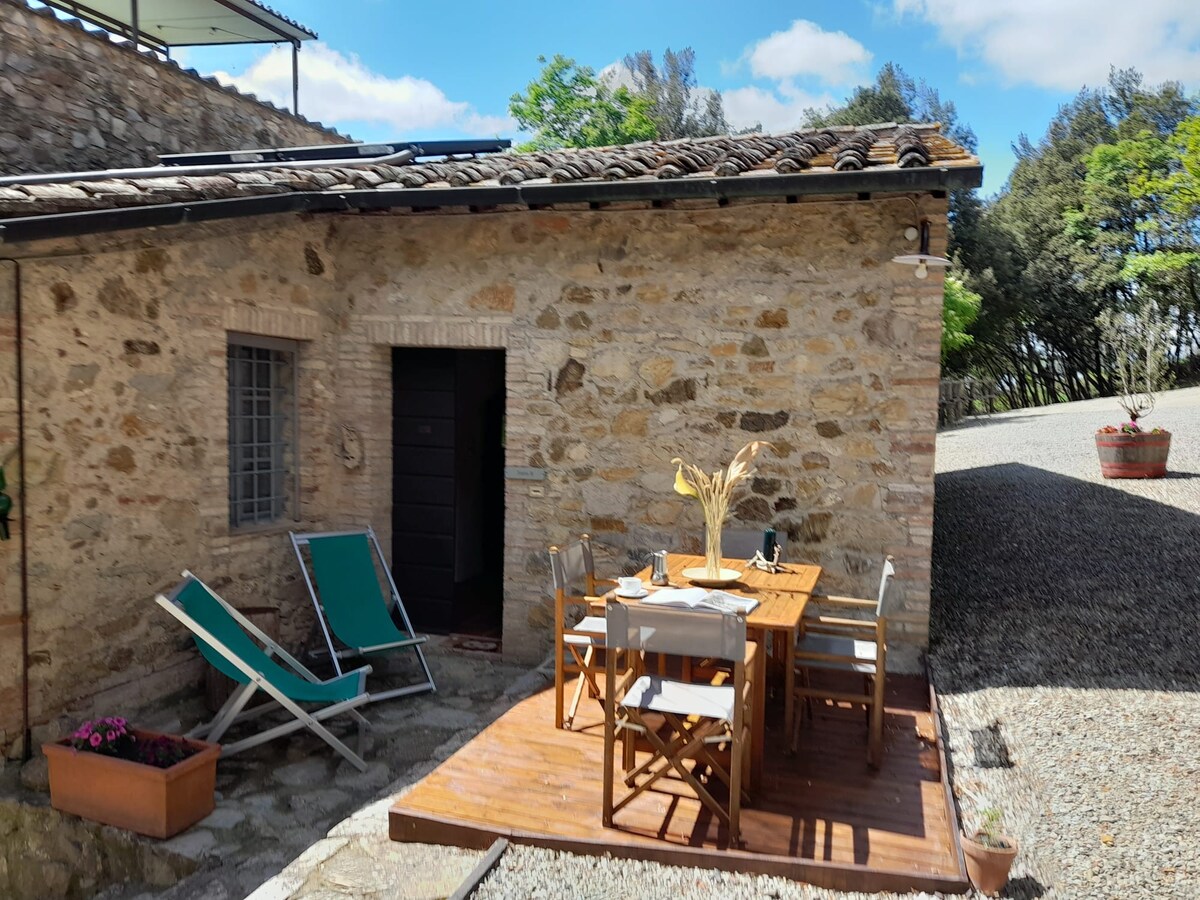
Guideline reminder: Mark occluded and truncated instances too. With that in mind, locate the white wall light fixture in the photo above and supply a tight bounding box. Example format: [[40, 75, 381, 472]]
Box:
[[892, 220, 951, 280]]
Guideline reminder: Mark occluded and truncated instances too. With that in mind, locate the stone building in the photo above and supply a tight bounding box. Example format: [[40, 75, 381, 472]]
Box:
[[0, 0, 346, 175], [0, 125, 981, 754]]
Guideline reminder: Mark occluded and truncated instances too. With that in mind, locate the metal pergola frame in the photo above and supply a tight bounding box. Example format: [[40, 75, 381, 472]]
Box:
[[42, 0, 316, 113]]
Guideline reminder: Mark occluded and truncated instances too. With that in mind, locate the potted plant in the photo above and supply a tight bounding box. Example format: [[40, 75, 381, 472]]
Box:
[[1095, 301, 1172, 478], [962, 807, 1018, 896], [42, 716, 220, 839]]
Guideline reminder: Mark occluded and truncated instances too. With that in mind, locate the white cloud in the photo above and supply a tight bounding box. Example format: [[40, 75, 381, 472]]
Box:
[[746, 20, 872, 84], [893, 0, 1200, 90], [723, 85, 839, 133], [212, 42, 513, 136]]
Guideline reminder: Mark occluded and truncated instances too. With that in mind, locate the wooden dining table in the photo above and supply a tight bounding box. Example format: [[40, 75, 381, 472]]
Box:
[[607, 553, 822, 790]]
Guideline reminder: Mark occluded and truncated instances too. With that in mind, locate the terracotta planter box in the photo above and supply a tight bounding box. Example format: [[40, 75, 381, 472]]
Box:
[[42, 729, 220, 839], [1095, 430, 1171, 479]]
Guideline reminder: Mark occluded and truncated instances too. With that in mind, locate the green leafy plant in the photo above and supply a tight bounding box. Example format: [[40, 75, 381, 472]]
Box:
[[975, 807, 1011, 849], [509, 55, 657, 150], [942, 275, 982, 361]]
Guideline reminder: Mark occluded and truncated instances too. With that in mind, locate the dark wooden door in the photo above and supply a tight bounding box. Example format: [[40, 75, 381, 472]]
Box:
[[392, 348, 504, 634]]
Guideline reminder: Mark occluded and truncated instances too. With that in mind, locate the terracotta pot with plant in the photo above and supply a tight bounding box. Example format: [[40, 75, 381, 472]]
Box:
[[962, 807, 1018, 896], [1095, 301, 1172, 478], [43, 716, 220, 839]]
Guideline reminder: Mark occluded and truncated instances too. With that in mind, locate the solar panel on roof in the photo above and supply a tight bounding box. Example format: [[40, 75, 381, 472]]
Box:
[[157, 140, 513, 167]]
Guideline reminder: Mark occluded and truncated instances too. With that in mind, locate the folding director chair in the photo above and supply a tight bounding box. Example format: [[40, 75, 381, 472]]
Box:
[[602, 601, 754, 847]]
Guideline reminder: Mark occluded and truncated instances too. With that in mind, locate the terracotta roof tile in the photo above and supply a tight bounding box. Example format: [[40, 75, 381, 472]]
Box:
[[0, 123, 981, 223]]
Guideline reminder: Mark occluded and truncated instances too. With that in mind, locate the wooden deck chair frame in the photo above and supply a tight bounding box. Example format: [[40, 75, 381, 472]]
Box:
[[290, 527, 436, 702], [602, 602, 754, 848], [793, 555, 894, 768], [548, 535, 618, 730], [155, 572, 373, 771]]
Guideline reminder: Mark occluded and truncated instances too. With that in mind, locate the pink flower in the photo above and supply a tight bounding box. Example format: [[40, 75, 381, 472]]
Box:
[[105, 731, 116, 742], [89, 732, 102, 748]]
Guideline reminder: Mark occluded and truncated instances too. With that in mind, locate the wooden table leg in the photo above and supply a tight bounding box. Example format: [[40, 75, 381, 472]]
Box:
[[783, 627, 796, 751], [750, 628, 766, 793]]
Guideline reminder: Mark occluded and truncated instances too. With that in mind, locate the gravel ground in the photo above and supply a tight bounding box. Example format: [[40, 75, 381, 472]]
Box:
[[930, 386, 1200, 900]]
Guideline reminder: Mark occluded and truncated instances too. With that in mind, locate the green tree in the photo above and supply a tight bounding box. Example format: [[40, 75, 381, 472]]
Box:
[[623, 48, 729, 139], [509, 55, 657, 150], [942, 276, 982, 362], [803, 63, 977, 151], [958, 71, 1199, 409]]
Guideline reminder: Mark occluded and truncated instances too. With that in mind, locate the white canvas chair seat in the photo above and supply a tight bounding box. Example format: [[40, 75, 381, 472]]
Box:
[[603, 602, 752, 848], [621, 675, 736, 723], [795, 634, 879, 673], [562, 615, 606, 647]]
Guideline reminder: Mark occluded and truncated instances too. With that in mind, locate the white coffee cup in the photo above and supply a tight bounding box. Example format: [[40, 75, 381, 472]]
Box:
[[618, 577, 643, 594]]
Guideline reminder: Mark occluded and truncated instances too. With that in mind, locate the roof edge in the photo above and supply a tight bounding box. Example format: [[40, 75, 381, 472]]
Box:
[[0, 165, 983, 246]]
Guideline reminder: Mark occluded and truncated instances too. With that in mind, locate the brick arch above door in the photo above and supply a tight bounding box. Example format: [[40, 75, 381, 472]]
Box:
[[365, 319, 510, 349]]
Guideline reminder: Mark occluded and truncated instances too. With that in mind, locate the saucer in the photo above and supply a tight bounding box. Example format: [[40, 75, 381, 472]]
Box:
[[615, 588, 649, 599]]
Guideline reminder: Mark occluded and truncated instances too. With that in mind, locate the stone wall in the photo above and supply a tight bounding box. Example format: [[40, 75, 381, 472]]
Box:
[[0, 193, 945, 750], [0, 262, 20, 752], [0, 0, 346, 176]]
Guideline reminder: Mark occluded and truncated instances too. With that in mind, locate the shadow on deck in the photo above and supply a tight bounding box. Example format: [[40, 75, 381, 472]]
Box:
[[389, 674, 968, 894]]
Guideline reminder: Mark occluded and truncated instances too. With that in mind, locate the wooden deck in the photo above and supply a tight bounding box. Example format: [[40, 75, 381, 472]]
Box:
[[389, 674, 968, 894]]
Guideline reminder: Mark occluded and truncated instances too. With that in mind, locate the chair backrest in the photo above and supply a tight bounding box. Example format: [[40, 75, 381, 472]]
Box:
[[606, 602, 746, 662], [721, 528, 787, 561], [303, 532, 410, 643], [548, 534, 598, 596], [876, 556, 897, 618]]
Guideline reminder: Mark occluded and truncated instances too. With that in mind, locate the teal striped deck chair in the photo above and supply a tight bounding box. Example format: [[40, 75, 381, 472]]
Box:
[[291, 527, 436, 702], [156, 572, 372, 771]]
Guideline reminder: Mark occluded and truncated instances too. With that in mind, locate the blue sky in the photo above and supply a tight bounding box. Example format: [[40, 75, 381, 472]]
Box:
[[155, 1, 1200, 196]]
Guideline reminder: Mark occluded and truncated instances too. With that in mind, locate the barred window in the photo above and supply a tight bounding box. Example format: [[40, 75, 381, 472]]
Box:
[[227, 336, 297, 529]]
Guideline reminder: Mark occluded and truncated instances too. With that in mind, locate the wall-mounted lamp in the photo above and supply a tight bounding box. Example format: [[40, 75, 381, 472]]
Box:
[[891, 220, 950, 280]]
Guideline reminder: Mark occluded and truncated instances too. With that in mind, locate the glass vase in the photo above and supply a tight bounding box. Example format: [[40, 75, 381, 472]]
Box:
[[704, 520, 723, 578]]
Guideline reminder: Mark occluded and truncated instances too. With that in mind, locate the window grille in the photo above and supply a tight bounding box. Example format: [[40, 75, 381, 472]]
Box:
[[227, 337, 296, 528]]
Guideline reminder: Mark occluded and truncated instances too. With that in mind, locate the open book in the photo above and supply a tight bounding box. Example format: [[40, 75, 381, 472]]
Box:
[[641, 587, 759, 615]]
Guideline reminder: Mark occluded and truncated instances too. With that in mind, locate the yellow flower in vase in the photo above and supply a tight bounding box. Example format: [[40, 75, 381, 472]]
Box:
[[671, 441, 776, 578]]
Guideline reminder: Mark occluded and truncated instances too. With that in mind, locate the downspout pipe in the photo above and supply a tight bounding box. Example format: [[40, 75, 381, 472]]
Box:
[[0, 148, 418, 188], [0, 258, 29, 760]]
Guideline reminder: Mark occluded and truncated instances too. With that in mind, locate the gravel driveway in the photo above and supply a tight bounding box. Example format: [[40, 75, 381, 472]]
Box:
[[931, 387, 1200, 900]]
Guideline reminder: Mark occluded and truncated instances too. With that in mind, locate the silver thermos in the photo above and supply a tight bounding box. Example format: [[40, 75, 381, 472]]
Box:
[[651, 550, 670, 586]]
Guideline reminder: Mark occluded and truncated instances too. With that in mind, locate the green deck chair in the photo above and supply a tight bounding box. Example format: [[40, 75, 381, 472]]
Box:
[[291, 528, 436, 702], [156, 572, 372, 771]]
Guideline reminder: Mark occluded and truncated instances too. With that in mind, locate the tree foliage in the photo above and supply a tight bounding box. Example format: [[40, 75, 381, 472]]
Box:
[[804, 63, 977, 151], [942, 276, 982, 360], [945, 70, 1200, 410], [622, 48, 729, 140], [509, 55, 656, 150]]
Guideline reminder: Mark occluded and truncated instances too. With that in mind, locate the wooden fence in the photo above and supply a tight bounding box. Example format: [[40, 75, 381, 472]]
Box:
[[938, 378, 999, 428]]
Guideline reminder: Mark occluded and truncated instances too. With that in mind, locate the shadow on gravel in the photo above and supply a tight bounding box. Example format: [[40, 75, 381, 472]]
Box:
[[929, 463, 1200, 693], [1002, 875, 1048, 898]]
